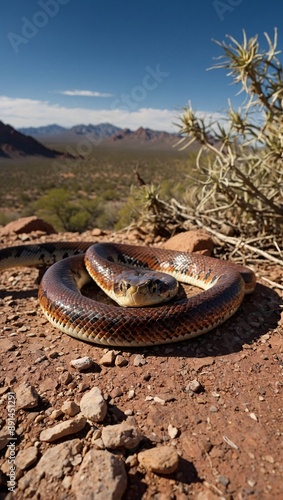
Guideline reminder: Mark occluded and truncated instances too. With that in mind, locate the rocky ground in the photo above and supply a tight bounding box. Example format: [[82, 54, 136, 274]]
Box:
[[0, 221, 282, 499]]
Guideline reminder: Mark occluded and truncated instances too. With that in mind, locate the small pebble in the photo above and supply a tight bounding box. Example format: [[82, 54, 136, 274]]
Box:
[[217, 475, 230, 487], [168, 424, 179, 439], [153, 396, 166, 405], [50, 409, 63, 420], [115, 355, 128, 367], [133, 354, 147, 366], [145, 396, 154, 401], [70, 357, 93, 371], [34, 414, 45, 423], [99, 350, 116, 366], [185, 379, 203, 393], [110, 387, 123, 399], [78, 382, 90, 393], [211, 391, 220, 398], [61, 400, 80, 417], [210, 405, 218, 413], [59, 371, 73, 385], [124, 409, 134, 416], [128, 389, 135, 399], [48, 351, 60, 359], [247, 479, 257, 488]]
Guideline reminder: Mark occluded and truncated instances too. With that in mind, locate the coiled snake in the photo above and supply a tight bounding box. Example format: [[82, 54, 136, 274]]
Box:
[[0, 242, 256, 347]]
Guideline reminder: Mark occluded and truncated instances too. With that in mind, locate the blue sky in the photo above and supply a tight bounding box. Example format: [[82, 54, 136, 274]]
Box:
[[0, 0, 282, 131]]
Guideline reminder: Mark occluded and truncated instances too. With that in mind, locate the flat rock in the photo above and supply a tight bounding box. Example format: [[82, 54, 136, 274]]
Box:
[[101, 420, 142, 450], [71, 449, 127, 500], [138, 446, 179, 474], [0, 216, 56, 235], [0, 340, 17, 354], [36, 439, 82, 479], [39, 415, 86, 442], [16, 382, 39, 410], [15, 446, 39, 470], [162, 229, 214, 255], [79, 387, 107, 423]]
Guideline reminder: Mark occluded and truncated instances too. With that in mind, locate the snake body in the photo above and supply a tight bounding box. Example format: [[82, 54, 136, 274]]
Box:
[[0, 242, 256, 347]]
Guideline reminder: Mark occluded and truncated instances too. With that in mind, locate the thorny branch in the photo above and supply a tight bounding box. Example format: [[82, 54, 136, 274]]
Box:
[[132, 30, 283, 264]]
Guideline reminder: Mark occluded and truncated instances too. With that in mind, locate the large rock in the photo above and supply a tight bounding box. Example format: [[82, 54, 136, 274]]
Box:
[[101, 420, 142, 450], [138, 446, 179, 474], [0, 216, 56, 235], [163, 230, 214, 255], [17, 440, 83, 493], [79, 387, 108, 423], [15, 446, 39, 470], [16, 382, 39, 410], [72, 449, 127, 500]]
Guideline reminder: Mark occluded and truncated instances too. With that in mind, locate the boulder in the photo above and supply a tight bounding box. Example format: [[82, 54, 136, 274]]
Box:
[[0, 216, 56, 235], [163, 230, 214, 255]]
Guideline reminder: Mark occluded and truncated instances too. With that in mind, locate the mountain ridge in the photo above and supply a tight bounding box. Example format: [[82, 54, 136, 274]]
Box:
[[17, 122, 179, 150], [0, 121, 66, 159]]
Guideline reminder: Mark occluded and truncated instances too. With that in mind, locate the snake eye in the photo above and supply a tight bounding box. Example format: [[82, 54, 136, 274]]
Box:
[[150, 283, 157, 294]]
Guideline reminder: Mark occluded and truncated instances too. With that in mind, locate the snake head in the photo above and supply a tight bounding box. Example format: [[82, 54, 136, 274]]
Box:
[[113, 269, 179, 307]]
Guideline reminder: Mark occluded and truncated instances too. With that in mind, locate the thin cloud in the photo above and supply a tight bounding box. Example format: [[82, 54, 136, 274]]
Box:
[[0, 95, 225, 133], [0, 95, 178, 131], [57, 89, 114, 97]]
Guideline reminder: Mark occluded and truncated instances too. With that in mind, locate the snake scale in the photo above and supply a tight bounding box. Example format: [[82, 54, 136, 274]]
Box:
[[0, 242, 256, 347]]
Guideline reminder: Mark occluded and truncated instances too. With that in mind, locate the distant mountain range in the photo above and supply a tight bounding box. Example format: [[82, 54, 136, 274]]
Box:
[[0, 121, 188, 159], [0, 121, 66, 159], [17, 122, 180, 151], [18, 122, 122, 141]]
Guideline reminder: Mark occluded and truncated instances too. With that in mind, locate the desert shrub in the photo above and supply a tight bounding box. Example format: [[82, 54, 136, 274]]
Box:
[[32, 187, 121, 232], [96, 201, 123, 229], [115, 187, 146, 230], [33, 188, 93, 232]]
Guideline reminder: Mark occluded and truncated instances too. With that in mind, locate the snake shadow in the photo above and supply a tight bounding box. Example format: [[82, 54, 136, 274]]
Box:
[[0, 288, 38, 300], [122, 282, 282, 359]]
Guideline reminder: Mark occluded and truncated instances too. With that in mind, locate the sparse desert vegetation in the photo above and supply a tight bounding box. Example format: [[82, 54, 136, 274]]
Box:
[[0, 147, 194, 232]]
